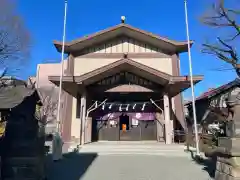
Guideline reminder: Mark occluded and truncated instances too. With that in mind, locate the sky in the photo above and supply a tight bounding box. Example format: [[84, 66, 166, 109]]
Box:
[[16, 0, 236, 98]]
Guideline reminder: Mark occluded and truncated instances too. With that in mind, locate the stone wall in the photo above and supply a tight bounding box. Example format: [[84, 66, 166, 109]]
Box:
[[215, 138, 240, 180], [215, 158, 240, 180]]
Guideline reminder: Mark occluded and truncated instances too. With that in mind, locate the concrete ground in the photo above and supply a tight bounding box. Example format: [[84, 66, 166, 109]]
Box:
[[46, 153, 214, 180]]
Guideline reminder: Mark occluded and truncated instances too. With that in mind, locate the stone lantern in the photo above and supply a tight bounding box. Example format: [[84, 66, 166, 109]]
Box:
[[215, 89, 240, 180]]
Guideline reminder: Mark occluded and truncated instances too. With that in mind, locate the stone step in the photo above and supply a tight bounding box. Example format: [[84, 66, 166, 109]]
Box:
[[79, 145, 184, 149], [69, 147, 185, 151], [69, 142, 188, 156], [80, 146, 184, 149], [78, 145, 185, 151], [80, 141, 183, 146], [77, 149, 188, 156], [79, 152, 189, 156]]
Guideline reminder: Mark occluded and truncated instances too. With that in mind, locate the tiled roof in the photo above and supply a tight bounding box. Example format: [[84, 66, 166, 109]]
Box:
[[0, 78, 39, 109], [186, 78, 240, 105]]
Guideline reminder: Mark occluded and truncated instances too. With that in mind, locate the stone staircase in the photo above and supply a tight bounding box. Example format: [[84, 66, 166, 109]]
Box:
[[70, 141, 189, 156]]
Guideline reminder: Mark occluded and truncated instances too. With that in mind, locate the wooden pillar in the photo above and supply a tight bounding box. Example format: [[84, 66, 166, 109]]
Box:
[[85, 95, 93, 144], [170, 97, 175, 142], [164, 93, 172, 144], [80, 91, 87, 145]]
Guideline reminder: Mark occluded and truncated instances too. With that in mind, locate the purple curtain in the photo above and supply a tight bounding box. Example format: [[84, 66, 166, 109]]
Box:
[[127, 113, 155, 120], [99, 112, 156, 121]]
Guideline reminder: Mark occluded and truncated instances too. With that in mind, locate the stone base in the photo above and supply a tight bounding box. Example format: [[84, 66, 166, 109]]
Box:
[[215, 137, 240, 180], [215, 171, 240, 180], [215, 161, 240, 180], [218, 137, 240, 155], [2, 157, 46, 180]]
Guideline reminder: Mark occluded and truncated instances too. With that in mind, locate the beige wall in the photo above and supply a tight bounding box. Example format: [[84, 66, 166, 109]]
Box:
[[74, 37, 173, 76], [83, 37, 161, 54], [74, 57, 172, 76], [33, 62, 80, 140], [74, 58, 119, 76], [31, 61, 69, 134], [36, 61, 68, 88]]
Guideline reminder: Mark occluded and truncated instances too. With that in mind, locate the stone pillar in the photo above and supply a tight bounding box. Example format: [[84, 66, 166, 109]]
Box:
[[226, 91, 240, 137], [80, 91, 87, 145], [215, 92, 240, 179], [215, 138, 240, 180], [164, 93, 172, 144]]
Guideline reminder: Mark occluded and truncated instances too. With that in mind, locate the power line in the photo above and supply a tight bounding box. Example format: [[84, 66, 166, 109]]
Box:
[[207, 67, 235, 72]]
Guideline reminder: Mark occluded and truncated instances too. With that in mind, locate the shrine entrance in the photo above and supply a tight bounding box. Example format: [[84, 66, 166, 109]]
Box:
[[119, 114, 130, 141], [92, 111, 158, 142], [88, 69, 162, 142], [90, 92, 159, 142], [49, 58, 203, 144]]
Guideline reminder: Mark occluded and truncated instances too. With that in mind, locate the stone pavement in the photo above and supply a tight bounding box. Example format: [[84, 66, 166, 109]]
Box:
[[46, 152, 214, 180], [45, 141, 214, 180]]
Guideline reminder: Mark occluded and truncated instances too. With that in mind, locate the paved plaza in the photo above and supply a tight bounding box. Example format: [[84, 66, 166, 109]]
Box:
[[46, 152, 214, 180]]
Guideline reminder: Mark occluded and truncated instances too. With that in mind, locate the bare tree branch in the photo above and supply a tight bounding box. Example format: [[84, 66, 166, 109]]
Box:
[[36, 87, 58, 129], [0, 0, 31, 75], [201, 0, 240, 32], [201, 0, 240, 77]]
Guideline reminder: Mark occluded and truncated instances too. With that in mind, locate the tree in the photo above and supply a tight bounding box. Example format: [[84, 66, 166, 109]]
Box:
[[35, 87, 58, 136], [201, 0, 240, 76], [0, 0, 31, 76]]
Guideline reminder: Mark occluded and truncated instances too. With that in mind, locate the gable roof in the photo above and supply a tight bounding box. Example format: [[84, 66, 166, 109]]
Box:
[[186, 78, 240, 105], [0, 78, 41, 109], [54, 23, 193, 54], [75, 58, 171, 85], [49, 58, 203, 86], [49, 58, 203, 97]]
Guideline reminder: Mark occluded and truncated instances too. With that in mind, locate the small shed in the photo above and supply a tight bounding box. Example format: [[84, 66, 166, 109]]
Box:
[[0, 78, 45, 180], [185, 78, 240, 124]]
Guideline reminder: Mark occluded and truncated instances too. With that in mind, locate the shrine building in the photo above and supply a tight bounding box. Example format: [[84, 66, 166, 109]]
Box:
[[48, 18, 203, 145]]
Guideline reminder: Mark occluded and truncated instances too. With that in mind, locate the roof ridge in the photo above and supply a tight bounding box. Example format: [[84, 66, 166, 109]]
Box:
[[69, 23, 123, 45], [53, 23, 193, 53], [195, 78, 240, 101], [66, 23, 190, 46]]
